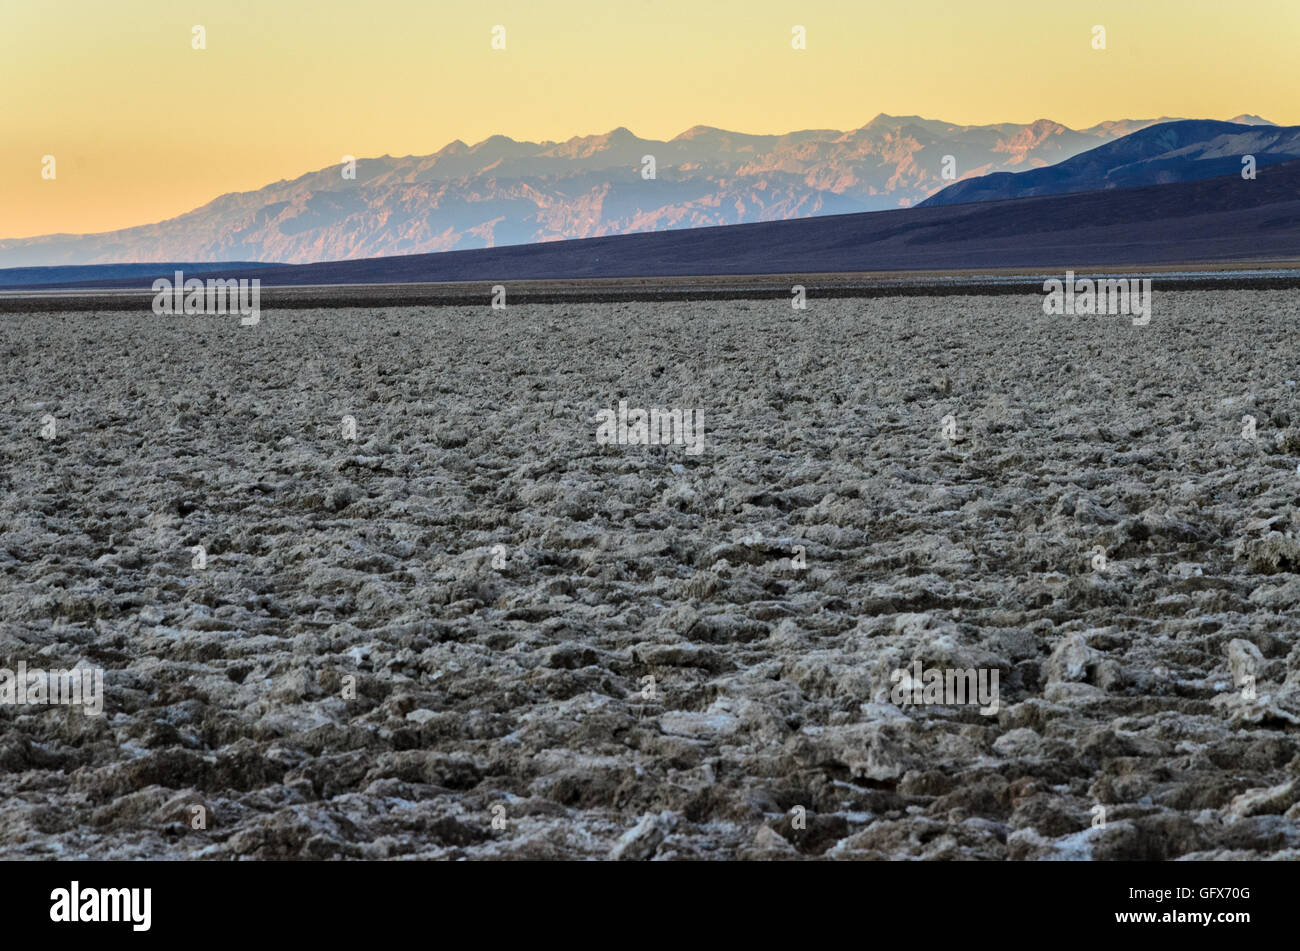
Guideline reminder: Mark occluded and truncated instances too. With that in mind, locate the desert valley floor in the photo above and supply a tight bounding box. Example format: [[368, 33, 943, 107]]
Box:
[[3, 291, 1300, 859]]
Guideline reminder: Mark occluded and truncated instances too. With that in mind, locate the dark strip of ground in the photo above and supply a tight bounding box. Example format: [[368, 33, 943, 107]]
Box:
[[2, 270, 1299, 313]]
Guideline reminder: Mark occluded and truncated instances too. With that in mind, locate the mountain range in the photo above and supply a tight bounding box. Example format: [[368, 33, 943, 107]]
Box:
[[12, 156, 1297, 292], [2, 113, 1274, 269]]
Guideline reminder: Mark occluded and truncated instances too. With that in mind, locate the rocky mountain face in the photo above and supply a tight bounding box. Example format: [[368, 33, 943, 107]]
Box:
[[0, 114, 1177, 267]]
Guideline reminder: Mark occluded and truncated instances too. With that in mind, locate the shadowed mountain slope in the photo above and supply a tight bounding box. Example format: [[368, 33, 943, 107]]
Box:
[[921, 120, 1300, 207]]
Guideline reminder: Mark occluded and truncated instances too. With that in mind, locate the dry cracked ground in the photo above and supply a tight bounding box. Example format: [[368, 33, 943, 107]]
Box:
[[4, 291, 1300, 860]]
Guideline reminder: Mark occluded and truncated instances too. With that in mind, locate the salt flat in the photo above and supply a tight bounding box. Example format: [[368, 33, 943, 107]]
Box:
[[2, 291, 1300, 859]]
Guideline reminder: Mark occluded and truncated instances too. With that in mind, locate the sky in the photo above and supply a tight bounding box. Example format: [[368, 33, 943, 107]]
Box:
[[2, 0, 1297, 239]]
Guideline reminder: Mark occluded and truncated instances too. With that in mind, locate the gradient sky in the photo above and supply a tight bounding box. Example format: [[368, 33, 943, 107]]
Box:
[[2, 0, 1297, 239]]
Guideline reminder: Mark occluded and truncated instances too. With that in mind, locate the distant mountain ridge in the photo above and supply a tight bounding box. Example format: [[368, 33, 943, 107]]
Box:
[[0, 113, 1210, 268], [11, 157, 1298, 289], [921, 119, 1299, 206]]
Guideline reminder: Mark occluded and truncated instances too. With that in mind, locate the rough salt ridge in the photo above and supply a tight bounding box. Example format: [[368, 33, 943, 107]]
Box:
[[2, 291, 1299, 859]]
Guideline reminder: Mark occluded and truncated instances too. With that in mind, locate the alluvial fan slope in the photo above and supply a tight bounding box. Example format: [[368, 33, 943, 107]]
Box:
[[3, 292, 1300, 860]]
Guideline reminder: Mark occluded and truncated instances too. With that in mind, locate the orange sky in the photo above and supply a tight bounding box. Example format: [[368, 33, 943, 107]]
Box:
[[2, 0, 1297, 238]]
